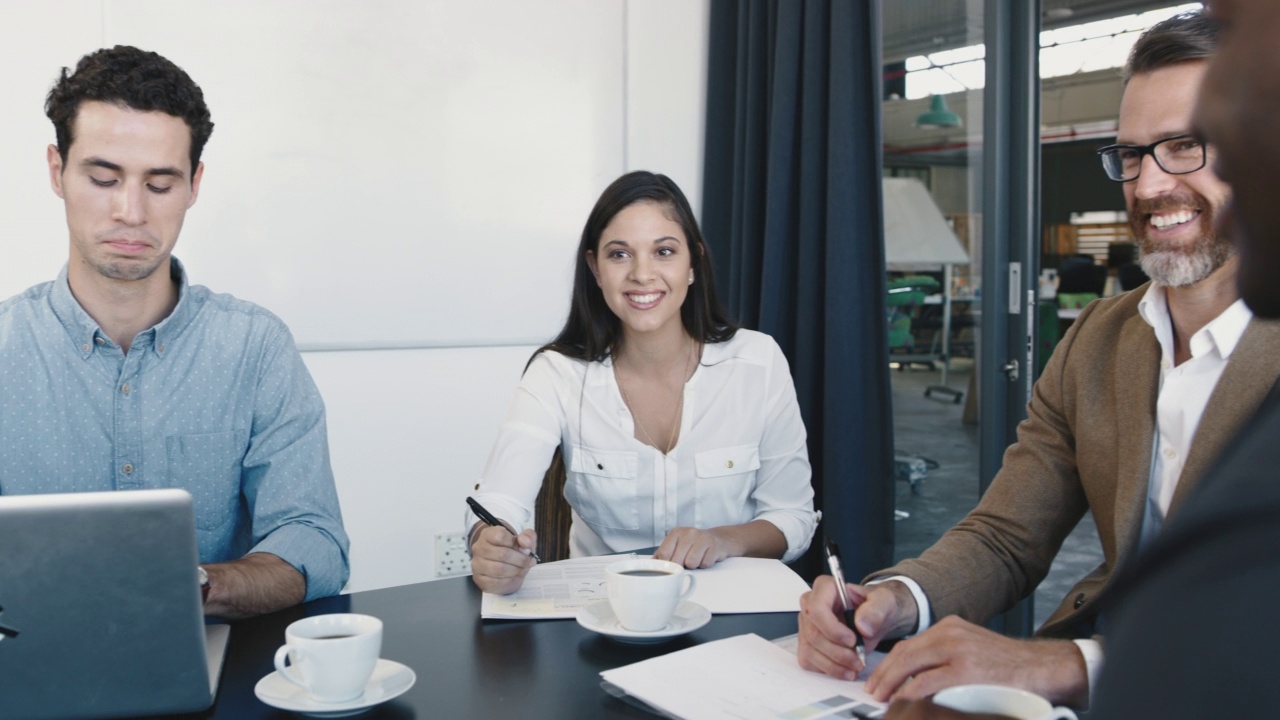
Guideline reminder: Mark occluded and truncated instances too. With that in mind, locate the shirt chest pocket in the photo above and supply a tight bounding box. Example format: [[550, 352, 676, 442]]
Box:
[[566, 446, 640, 531], [166, 430, 245, 531], [694, 444, 761, 524]]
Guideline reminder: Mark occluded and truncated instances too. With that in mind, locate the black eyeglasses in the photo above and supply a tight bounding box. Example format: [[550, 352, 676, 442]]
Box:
[[1096, 134, 1207, 182]]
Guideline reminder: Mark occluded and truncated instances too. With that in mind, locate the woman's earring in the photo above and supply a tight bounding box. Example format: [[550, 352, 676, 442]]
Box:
[[688, 270, 694, 285]]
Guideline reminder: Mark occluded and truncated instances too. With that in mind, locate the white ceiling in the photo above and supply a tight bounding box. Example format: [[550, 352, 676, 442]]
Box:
[[883, 0, 1186, 63]]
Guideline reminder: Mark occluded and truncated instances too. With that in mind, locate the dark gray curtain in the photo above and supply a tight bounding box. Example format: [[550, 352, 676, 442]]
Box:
[[702, 0, 893, 580]]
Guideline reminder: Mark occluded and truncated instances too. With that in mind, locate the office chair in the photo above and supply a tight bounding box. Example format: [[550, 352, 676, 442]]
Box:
[[533, 446, 572, 563]]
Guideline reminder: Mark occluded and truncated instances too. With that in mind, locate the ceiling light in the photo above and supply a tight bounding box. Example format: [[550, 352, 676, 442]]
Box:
[[916, 94, 963, 129]]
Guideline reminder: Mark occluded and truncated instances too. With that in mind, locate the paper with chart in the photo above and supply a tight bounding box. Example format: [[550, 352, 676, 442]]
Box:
[[480, 555, 810, 619], [481, 555, 629, 619], [600, 633, 887, 720]]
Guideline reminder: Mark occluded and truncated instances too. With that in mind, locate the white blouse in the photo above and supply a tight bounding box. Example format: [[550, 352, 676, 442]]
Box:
[[465, 329, 818, 562]]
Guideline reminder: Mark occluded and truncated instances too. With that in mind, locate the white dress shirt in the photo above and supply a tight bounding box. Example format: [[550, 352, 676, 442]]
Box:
[[466, 329, 818, 562], [882, 284, 1251, 699]]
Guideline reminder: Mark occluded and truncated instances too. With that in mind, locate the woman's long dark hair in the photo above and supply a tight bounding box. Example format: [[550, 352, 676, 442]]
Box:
[[532, 171, 738, 367]]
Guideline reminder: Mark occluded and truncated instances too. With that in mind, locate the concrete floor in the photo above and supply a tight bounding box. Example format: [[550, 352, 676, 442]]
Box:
[[889, 358, 1105, 630]]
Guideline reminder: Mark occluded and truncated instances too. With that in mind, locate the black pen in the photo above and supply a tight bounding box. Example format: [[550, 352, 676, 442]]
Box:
[[466, 496, 541, 562], [824, 539, 866, 667]]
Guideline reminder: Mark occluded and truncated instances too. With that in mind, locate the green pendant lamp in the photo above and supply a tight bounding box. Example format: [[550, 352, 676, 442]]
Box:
[[916, 94, 963, 129]]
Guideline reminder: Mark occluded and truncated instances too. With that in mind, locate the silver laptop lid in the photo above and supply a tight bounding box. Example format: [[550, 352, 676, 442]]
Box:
[[0, 488, 214, 719]]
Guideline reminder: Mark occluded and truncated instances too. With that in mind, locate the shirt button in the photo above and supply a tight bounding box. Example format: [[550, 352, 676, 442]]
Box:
[[81, 343, 90, 352], [1163, 447, 1176, 460], [157, 343, 165, 352], [122, 464, 134, 475], [95, 337, 105, 345], [726, 460, 734, 469], [121, 384, 130, 396]]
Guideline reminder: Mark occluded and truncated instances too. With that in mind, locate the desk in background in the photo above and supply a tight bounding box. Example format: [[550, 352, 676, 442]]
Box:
[[195, 576, 799, 718]]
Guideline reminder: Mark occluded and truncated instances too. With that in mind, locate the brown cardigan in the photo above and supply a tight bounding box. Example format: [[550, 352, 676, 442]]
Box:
[[868, 283, 1280, 638]]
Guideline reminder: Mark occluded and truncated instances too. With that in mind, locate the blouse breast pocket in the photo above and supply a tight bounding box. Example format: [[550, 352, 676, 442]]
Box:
[[694, 444, 762, 526], [165, 430, 246, 531], [566, 445, 640, 531]]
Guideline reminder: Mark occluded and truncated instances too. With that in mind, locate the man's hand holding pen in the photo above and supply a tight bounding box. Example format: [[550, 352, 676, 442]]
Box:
[[797, 576, 919, 680]]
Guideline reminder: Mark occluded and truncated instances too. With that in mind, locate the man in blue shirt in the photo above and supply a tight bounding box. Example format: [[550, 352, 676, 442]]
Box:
[[0, 46, 349, 618]]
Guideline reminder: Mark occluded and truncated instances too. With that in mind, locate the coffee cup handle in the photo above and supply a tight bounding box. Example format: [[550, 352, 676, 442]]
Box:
[[1045, 708, 1078, 720], [274, 645, 310, 690], [678, 574, 697, 603]]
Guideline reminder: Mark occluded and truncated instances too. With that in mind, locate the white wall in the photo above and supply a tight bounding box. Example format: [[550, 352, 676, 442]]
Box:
[[0, 0, 709, 592]]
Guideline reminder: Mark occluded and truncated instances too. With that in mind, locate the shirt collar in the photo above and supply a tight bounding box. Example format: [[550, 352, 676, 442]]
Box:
[[1137, 283, 1252, 362], [50, 256, 197, 358]]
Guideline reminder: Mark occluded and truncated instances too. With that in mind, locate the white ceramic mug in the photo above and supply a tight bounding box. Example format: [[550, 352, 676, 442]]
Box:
[[933, 684, 1077, 720], [605, 558, 697, 632], [273, 613, 383, 703]]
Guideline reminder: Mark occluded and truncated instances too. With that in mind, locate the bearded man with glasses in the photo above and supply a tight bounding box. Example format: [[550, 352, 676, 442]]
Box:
[[798, 10, 1280, 713]]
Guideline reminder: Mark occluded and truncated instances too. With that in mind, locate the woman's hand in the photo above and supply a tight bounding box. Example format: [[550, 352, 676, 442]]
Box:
[[656, 519, 788, 568], [654, 527, 731, 568], [469, 523, 538, 595]]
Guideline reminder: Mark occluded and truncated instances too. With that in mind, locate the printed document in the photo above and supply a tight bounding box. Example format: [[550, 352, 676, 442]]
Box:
[[480, 556, 810, 619], [600, 633, 887, 720]]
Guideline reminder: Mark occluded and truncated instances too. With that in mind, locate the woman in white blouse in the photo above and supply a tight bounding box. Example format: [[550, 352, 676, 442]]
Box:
[[468, 171, 817, 594]]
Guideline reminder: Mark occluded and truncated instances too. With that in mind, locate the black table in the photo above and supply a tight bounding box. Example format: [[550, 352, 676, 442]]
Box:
[[200, 576, 800, 718]]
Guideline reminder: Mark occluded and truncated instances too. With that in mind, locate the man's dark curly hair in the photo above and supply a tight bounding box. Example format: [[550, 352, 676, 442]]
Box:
[[45, 45, 214, 176]]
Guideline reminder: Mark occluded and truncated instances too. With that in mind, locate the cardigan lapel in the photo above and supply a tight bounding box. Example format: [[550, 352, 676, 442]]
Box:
[[1109, 311, 1161, 569], [1169, 318, 1280, 516]]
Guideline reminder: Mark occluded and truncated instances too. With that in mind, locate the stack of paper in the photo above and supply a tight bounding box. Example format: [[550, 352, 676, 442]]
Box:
[[600, 633, 887, 720], [480, 556, 811, 620]]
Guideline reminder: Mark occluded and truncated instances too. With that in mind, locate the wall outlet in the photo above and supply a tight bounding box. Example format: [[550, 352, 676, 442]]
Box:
[[435, 533, 471, 578]]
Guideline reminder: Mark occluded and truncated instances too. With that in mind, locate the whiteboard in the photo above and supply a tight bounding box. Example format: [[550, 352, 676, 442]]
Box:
[[0, 0, 626, 349]]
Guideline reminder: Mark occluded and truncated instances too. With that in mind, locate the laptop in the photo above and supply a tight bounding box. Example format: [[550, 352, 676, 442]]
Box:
[[0, 488, 229, 719]]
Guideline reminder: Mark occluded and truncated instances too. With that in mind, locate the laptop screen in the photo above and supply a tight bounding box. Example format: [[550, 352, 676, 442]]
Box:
[[0, 489, 218, 719]]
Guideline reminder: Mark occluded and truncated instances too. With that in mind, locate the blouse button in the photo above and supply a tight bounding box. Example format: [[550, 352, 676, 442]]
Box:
[[597, 463, 604, 470], [122, 463, 134, 475]]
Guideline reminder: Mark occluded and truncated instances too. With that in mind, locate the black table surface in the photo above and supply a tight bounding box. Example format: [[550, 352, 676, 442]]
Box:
[[197, 575, 801, 719]]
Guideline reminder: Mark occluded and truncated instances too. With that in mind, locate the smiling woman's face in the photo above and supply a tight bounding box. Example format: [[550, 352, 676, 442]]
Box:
[[586, 201, 693, 341]]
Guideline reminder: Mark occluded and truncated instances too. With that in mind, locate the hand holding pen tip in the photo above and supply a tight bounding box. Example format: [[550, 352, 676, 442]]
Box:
[[467, 496, 541, 563], [824, 540, 867, 670]]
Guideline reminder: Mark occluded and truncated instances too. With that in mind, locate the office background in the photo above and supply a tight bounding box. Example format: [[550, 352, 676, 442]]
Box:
[[0, 0, 711, 593]]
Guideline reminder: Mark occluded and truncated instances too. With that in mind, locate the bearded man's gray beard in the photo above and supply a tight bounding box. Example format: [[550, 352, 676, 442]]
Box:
[[1140, 239, 1234, 287]]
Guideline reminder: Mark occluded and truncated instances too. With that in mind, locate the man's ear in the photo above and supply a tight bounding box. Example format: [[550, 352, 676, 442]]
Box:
[[47, 145, 65, 199], [188, 161, 204, 208]]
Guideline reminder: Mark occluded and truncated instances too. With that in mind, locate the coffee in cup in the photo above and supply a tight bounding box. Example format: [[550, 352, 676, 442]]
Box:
[[933, 684, 1078, 720], [273, 613, 383, 703], [605, 558, 697, 632]]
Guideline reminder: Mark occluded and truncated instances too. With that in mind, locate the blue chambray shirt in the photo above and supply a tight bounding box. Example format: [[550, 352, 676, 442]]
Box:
[[0, 258, 350, 600]]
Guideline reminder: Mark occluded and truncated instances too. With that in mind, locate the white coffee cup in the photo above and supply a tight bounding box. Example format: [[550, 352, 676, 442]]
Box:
[[933, 684, 1078, 720], [605, 558, 697, 632], [273, 613, 383, 703]]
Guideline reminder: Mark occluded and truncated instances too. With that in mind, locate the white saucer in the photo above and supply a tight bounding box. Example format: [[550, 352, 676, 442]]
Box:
[[576, 600, 711, 644], [254, 658, 416, 717]]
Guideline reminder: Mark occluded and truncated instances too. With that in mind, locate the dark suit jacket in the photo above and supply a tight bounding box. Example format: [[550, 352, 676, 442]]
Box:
[[1089, 386, 1280, 718], [867, 284, 1280, 638]]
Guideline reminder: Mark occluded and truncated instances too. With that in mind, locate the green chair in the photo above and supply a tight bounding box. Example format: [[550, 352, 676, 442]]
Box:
[[886, 275, 942, 355], [1057, 292, 1098, 310]]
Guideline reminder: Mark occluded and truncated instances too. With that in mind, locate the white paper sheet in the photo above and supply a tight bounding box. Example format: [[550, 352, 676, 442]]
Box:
[[481, 555, 629, 619], [600, 633, 887, 720], [480, 555, 809, 619]]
